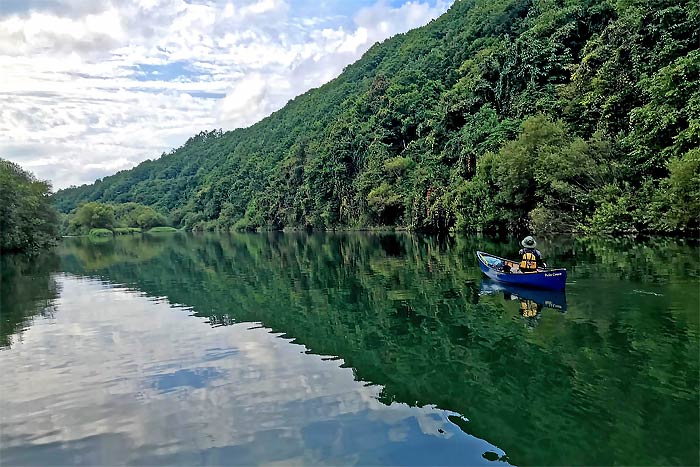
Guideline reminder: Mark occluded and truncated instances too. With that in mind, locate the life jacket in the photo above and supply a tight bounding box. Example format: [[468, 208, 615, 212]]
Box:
[[520, 251, 538, 272]]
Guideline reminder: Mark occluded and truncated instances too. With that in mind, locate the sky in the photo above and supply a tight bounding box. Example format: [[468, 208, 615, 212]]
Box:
[[0, 0, 451, 189]]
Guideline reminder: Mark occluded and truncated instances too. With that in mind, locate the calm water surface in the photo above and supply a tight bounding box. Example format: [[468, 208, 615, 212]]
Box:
[[1, 233, 698, 466]]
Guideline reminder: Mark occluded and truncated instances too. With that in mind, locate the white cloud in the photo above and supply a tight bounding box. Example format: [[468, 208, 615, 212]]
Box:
[[239, 0, 288, 17], [218, 72, 286, 129], [0, 0, 451, 189]]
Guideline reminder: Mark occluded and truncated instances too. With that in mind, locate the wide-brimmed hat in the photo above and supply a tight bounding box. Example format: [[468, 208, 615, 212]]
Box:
[[521, 236, 537, 248]]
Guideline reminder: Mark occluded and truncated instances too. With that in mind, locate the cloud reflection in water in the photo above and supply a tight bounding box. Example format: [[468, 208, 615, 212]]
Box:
[[0, 275, 504, 466]]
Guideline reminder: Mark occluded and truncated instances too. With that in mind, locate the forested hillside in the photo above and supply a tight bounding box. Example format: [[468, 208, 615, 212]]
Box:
[[52, 0, 700, 234]]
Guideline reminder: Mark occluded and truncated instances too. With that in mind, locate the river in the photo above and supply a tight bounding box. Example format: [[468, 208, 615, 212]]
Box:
[[1, 233, 698, 466]]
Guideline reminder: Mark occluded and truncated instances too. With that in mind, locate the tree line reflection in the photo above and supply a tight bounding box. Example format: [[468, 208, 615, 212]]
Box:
[[4, 233, 698, 466]]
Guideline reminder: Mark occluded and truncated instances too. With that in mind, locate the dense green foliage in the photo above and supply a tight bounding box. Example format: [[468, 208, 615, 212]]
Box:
[[62, 201, 169, 235], [52, 0, 700, 234], [54, 232, 699, 465], [0, 159, 59, 253]]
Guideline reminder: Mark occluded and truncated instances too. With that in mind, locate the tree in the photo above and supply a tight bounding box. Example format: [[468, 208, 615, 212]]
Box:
[[0, 159, 59, 253], [112, 203, 168, 229], [459, 116, 612, 233], [659, 149, 700, 231], [74, 202, 116, 230]]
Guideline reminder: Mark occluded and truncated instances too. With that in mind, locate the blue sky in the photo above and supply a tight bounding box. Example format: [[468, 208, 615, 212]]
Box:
[[0, 0, 451, 188]]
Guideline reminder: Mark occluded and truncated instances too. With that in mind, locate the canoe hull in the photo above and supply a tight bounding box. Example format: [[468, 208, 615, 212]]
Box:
[[476, 251, 567, 291]]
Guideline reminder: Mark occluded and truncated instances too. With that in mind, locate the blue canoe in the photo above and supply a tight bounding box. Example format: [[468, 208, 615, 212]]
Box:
[[476, 251, 567, 291]]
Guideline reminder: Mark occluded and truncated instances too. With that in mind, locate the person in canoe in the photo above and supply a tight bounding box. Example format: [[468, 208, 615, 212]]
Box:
[[518, 236, 546, 272]]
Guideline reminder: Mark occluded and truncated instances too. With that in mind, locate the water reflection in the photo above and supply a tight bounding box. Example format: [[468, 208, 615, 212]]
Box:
[[0, 252, 60, 348], [0, 276, 502, 466], [1, 232, 698, 466], [479, 279, 568, 324]]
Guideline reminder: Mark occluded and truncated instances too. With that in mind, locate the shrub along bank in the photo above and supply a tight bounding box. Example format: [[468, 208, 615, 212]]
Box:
[[62, 202, 173, 236]]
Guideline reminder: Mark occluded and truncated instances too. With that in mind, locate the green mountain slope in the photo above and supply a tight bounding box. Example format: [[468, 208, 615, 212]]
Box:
[[52, 0, 700, 234]]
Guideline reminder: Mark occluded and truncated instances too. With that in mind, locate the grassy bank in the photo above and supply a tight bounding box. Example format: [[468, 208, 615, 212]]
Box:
[[114, 227, 142, 235]]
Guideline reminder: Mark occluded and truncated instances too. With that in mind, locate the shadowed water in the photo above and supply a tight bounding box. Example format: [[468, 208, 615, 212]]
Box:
[[1, 233, 698, 466]]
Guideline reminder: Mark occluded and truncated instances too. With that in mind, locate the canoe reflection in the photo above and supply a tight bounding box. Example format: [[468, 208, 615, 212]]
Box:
[[479, 279, 567, 314]]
